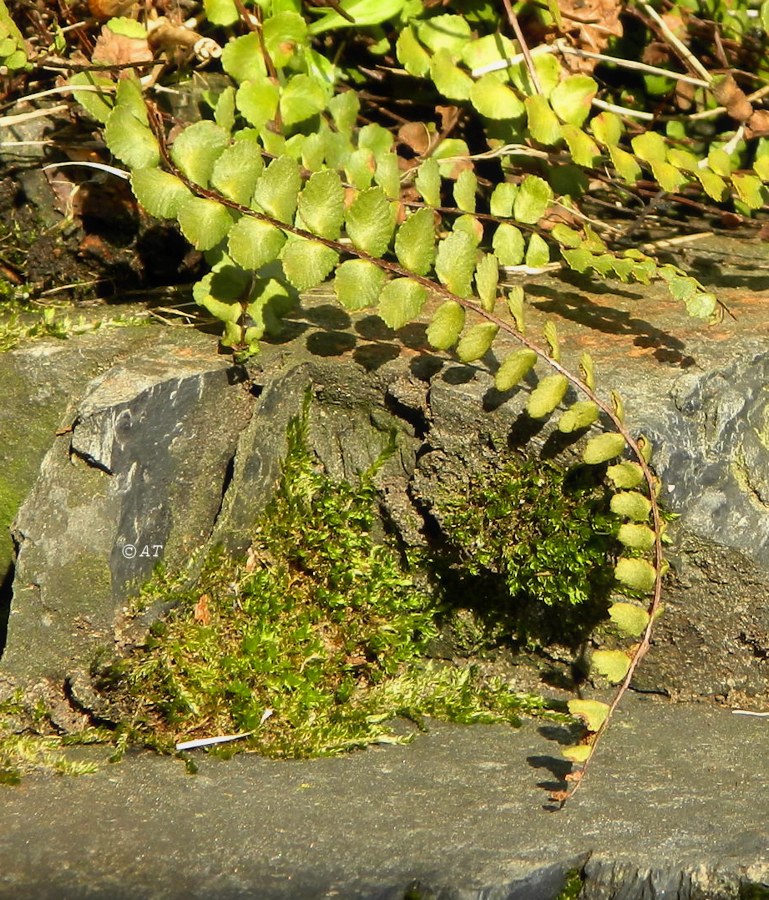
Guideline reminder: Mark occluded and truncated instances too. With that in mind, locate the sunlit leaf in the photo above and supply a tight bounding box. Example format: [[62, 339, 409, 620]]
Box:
[[378, 278, 427, 329], [171, 121, 229, 187], [280, 74, 327, 127], [345, 187, 394, 256], [253, 156, 302, 223], [333, 260, 387, 310], [610, 491, 652, 521], [427, 300, 465, 350], [457, 322, 498, 362], [177, 197, 233, 250], [236, 77, 280, 130], [475, 253, 499, 310], [228, 218, 286, 271], [609, 601, 651, 637], [617, 523, 656, 551], [435, 230, 476, 297], [562, 744, 591, 763], [470, 74, 524, 120], [495, 349, 537, 391], [614, 557, 657, 593], [591, 649, 631, 684], [416, 14, 472, 54], [568, 699, 610, 732], [513, 175, 553, 225], [525, 233, 550, 268], [454, 169, 477, 213], [525, 94, 562, 145], [527, 374, 568, 418], [415, 158, 441, 206], [280, 237, 338, 291], [396, 25, 430, 77], [297, 169, 345, 239], [591, 111, 623, 146], [210, 140, 264, 205], [431, 48, 473, 101], [583, 432, 626, 464], [607, 461, 644, 489], [492, 223, 525, 265], [551, 75, 597, 126], [558, 400, 599, 433], [395, 208, 436, 276], [104, 105, 159, 170], [490, 182, 516, 217], [131, 169, 191, 219]]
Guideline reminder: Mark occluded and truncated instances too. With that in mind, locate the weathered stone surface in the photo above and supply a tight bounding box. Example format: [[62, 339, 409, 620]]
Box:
[[4, 235, 769, 710], [0, 695, 767, 898], [0, 328, 251, 688]]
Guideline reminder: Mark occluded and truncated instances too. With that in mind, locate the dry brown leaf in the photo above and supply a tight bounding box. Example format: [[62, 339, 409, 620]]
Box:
[[713, 73, 753, 122], [746, 109, 769, 138], [194, 594, 211, 625], [398, 122, 432, 156], [558, 0, 623, 72], [92, 24, 153, 71], [88, 0, 138, 21]]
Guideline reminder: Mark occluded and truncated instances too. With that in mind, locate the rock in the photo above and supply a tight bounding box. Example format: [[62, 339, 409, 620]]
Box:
[[0, 695, 767, 898], [0, 327, 251, 690], [4, 235, 769, 710]]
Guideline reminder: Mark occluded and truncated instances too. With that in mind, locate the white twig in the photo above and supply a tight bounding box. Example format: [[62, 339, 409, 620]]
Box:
[[42, 161, 131, 180], [732, 709, 769, 718], [0, 104, 70, 128], [642, 2, 712, 85], [175, 731, 255, 751], [591, 98, 655, 121]]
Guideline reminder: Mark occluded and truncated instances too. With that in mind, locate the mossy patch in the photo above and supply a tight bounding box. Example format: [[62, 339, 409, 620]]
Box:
[[430, 456, 618, 649], [91, 400, 564, 760]]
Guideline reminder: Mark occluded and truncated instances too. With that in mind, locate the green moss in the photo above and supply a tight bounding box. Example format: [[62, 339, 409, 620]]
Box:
[[432, 456, 618, 648], [556, 868, 585, 900], [0, 693, 101, 783], [93, 401, 558, 760]]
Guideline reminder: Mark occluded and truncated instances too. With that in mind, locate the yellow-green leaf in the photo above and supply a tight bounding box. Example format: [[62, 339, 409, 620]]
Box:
[[614, 557, 657, 593], [495, 349, 537, 391], [457, 322, 499, 362], [227, 218, 286, 271], [527, 374, 568, 418], [513, 175, 553, 225], [525, 94, 562, 146], [568, 699, 610, 732], [470, 74, 525, 120], [378, 278, 427, 330], [551, 75, 597, 126], [333, 260, 387, 311], [298, 169, 345, 240], [562, 744, 591, 763], [610, 491, 652, 521], [558, 400, 599, 433], [177, 197, 233, 250], [427, 300, 465, 350], [280, 237, 338, 291], [583, 432, 626, 464], [609, 602, 651, 637], [435, 230, 477, 297], [395, 208, 436, 276], [607, 461, 644, 489], [591, 649, 631, 684], [617, 523, 657, 552]]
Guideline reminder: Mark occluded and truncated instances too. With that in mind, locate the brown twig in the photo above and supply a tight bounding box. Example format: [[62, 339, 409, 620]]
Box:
[[501, 0, 542, 94]]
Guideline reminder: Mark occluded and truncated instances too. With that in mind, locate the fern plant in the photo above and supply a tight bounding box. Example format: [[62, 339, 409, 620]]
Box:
[[53, 0, 769, 800]]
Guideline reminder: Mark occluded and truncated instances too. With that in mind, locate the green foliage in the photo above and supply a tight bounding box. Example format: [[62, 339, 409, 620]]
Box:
[[434, 457, 618, 637], [0, 0, 27, 72]]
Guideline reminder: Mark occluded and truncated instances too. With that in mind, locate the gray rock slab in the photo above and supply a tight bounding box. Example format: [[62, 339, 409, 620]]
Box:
[[1, 327, 251, 689], [0, 695, 767, 899]]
